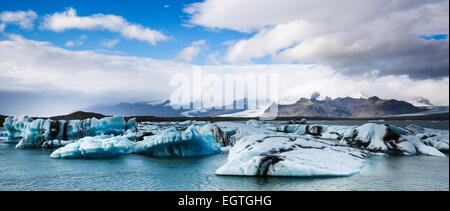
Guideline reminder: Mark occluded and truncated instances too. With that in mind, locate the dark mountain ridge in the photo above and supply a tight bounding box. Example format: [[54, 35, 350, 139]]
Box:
[[267, 96, 427, 118]]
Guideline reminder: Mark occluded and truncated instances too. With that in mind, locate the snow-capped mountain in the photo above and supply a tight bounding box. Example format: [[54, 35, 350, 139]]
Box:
[[84, 99, 253, 117]]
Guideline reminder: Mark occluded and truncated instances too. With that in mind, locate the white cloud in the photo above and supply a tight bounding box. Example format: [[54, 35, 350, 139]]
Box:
[[0, 10, 38, 30], [186, 0, 449, 79], [207, 51, 221, 65], [224, 20, 314, 63], [0, 23, 5, 32], [0, 35, 448, 116], [65, 40, 76, 47], [41, 8, 169, 45], [101, 39, 120, 48], [177, 39, 206, 62], [65, 34, 87, 47]]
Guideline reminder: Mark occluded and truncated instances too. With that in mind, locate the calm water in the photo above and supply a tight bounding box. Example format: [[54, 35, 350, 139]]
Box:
[[0, 120, 448, 191], [0, 143, 448, 191]]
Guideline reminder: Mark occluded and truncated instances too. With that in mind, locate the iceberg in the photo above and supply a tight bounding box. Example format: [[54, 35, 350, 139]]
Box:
[[340, 123, 446, 157], [405, 124, 449, 153], [246, 119, 262, 127], [134, 126, 221, 157], [3, 115, 135, 149], [195, 124, 236, 147], [276, 124, 351, 140], [126, 118, 137, 132], [50, 126, 221, 159], [42, 140, 74, 149], [50, 135, 135, 159], [216, 134, 367, 177]]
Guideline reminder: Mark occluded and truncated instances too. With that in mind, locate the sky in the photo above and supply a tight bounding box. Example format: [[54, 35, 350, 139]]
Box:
[[0, 0, 449, 116]]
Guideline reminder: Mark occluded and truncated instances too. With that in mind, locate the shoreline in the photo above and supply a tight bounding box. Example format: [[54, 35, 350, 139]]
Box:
[[1, 112, 449, 124]]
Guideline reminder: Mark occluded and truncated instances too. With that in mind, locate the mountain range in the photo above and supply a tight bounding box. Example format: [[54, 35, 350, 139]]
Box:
[[81, 96, 446, 118], [84, 99, 251, 117], [266, 96, 429, 118]]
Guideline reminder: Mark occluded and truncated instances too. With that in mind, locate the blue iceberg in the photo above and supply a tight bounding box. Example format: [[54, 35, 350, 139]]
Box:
[[134, 126, 221, 157], [3, 115, 135, 149]]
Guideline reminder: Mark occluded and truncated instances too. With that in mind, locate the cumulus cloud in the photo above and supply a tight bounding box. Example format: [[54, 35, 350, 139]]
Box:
[[41, 8, 169, 45], [0, 10, 38, 30], [177, 40, 206, 62], [0, 35, 448, 116], [186, 0, 449, 79]]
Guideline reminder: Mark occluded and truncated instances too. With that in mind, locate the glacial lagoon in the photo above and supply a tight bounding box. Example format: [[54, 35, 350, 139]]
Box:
[[0, 120, 448, 191]]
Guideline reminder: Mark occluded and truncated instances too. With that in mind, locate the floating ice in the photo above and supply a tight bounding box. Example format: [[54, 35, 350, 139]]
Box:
[[126, 118, 137, 132], [216, 134, 367, 177], [42, 140, 74, 149], [246, 119, 262, 127], [134, 126, 221, 157], [3, 115, 135, 149], [195, 124, 235, 147], [340, 123, 446, 157], [50, 135, 135, 159], [405, 124, 449, 153]]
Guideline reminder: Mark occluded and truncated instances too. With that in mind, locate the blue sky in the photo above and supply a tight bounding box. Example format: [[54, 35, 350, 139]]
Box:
[[0, 0, 447, 65], [0, 0, 253, 64]]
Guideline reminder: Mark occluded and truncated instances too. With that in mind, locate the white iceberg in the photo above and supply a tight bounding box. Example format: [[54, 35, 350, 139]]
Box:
[[216, 134, 367, 177], [50, 135, 134, 159], [340, 123, 446, 157]]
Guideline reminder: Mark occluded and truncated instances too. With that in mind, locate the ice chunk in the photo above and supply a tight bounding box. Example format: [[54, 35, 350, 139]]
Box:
[[42, 140, 74, 149], [340, 123, 446, 156], [3, 115, 135, 149], [134, 126, 221, 157], [246, 119, 269, 127], [3, 115, 33, 143], [50, 135, 135, 159], [405, 125, 449, 153], [196, 124, 235, 147], [216, 135, 367, 177], [88, 116, 127, 136], [126, 118, 137, 132], [15, 118, 52, 149]]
